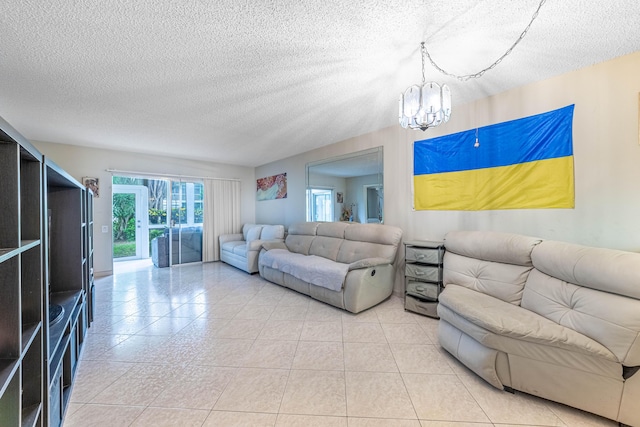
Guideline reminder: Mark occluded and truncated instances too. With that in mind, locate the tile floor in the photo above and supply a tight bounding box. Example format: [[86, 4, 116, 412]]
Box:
[[64, 261, 617, 427]]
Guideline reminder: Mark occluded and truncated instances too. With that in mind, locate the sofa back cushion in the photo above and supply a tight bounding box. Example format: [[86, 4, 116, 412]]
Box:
[[261, 225, 285, 240], [445, 231, 542, 266], [525, 241, 640, 365], [443, 231, 542, 305], [317, 222, 350, 238], [337, 223, 402, 264], [286, 222, 320, 255], [242, 223, 260, 241], [284, 222, 402, 263], [309, 222, 349, 261], [310, 236, 344, 261], [531, 240, 640, 299], [245, 226, 263, 243]]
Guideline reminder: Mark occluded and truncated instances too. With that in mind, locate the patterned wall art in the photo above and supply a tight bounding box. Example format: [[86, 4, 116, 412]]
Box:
[[257, 173, 287, 201]]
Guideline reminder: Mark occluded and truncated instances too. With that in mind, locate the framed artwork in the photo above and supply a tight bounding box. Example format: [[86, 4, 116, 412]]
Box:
[[336, 192, 344, 203], [257, 173, 287, 201], [82, 177, 99, 198]]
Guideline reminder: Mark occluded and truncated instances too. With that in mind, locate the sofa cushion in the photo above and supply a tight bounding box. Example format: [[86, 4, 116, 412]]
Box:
[[336, 224, 402, 264], [344, 223, 403, 246], [286, 235, 315, 255], [221, 240, 245, 253], [286, 222, 319, 255], [260, 224, 285, 240], [309, 236, 343, 261], [531, 240, 640, 300], [259, 248, 348, 291], [288, 222, 320, 236], [444, 252, 534, 305], [317, 222, 349, 238], [438, 284, 617, 363], [444, 230, 542, 267], [246, 226, 263, 243], [233, 244, 248, 256], [523, 269, 640, 366], [242, 223, 260, 240], [439, 305, 623, 383]]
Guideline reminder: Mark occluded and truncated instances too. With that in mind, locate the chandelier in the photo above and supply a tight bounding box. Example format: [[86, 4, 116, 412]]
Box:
[[399, 0, 547, 131], [398, 42, 451, 131]]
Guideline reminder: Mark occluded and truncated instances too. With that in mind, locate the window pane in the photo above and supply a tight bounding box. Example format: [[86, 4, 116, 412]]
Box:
[[308, 188, 333, 222]]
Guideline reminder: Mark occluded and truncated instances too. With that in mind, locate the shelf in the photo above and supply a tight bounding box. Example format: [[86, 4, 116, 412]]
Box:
[[48, 290, 82, 364], [0, 242, 40, 263], [21, 322, 42, 355], [0, 359, 19, 397], [0, 247, 19, 263], [49, 334, 70, 385], [20, 239, 40, 251], [21, 402, 42, 427]]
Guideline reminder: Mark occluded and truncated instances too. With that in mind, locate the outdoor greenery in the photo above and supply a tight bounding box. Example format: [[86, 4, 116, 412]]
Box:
[[113, 242, 136, 258], [149, 208, 167, 225], [112, 193, 136, 242]]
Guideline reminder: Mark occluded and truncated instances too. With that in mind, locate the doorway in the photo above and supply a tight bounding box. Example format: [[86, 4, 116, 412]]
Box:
[[364, 184, 383, 223], [111, 175, 204, 269], [112, 184, 149, 260]]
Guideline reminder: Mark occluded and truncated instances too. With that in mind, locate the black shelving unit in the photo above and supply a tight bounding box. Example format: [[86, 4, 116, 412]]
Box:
[[43, 159, 87, 427], [0, 114, 90, 427], [0, 116, 45, 427]]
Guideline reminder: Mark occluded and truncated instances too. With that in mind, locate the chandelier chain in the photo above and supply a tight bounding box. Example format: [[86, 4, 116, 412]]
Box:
[[423, 0, 547, 82]]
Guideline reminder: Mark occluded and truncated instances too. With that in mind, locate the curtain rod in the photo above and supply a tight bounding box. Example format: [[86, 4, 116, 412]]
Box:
[[105, 168, 241, 182]]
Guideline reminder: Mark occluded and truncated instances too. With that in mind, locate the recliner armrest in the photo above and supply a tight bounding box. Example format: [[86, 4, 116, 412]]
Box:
[[261, 241, 288, 251], [348, 257, 392, 271]]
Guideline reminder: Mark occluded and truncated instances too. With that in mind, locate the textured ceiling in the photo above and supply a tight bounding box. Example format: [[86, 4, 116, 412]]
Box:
[[1, 1, 639, 167]]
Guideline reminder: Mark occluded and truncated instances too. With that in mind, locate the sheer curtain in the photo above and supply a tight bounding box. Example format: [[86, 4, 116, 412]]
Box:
[[202, 179, 241, 262]]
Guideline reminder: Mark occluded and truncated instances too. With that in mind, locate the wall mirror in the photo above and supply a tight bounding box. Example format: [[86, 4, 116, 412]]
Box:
[[306, 147, 383, 223]]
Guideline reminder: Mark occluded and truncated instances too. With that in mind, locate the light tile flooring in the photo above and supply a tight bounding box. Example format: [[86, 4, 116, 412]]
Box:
[[64, 261, 617, 427]]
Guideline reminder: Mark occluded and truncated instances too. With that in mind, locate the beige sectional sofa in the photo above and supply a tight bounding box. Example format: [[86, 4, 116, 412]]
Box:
[[258, 221, 403, 313], [438, 230, 640, 426], [219, 223, 285, 273]]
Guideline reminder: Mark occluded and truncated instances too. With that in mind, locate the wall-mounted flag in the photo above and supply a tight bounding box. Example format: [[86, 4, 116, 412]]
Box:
[[413, 105, 575, 210]]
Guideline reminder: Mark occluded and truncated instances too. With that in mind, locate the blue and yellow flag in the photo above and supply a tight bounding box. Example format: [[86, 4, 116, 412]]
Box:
[[413, 105, 575, 211]]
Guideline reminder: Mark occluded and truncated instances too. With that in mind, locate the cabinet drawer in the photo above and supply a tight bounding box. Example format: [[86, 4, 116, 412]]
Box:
[[405, 294, 439, 318], [406, 246, 444, 264], [406, 280, 440, 301], [405, 263, 442, 282]]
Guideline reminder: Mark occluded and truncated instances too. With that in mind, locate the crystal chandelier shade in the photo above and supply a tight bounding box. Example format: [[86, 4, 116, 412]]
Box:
[[399, 43, 451, 131]]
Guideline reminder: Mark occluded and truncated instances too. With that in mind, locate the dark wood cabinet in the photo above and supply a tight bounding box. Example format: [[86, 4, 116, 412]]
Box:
[[0, 115, 92, 426], [1, 116, 45, 427]]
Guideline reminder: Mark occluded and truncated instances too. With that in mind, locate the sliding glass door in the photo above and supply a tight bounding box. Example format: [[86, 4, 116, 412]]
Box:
[[112, 175, 204, 267], [169, 180, 204, 265]]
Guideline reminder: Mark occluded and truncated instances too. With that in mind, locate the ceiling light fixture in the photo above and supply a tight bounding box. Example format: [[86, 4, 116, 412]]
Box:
[[399, 0, 547, 131], [398, 42, 451, 131]]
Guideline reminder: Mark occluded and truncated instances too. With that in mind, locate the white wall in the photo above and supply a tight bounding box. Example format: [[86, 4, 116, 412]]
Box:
[[256, 51, 640, 292], [32, 141, 256, 277]]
